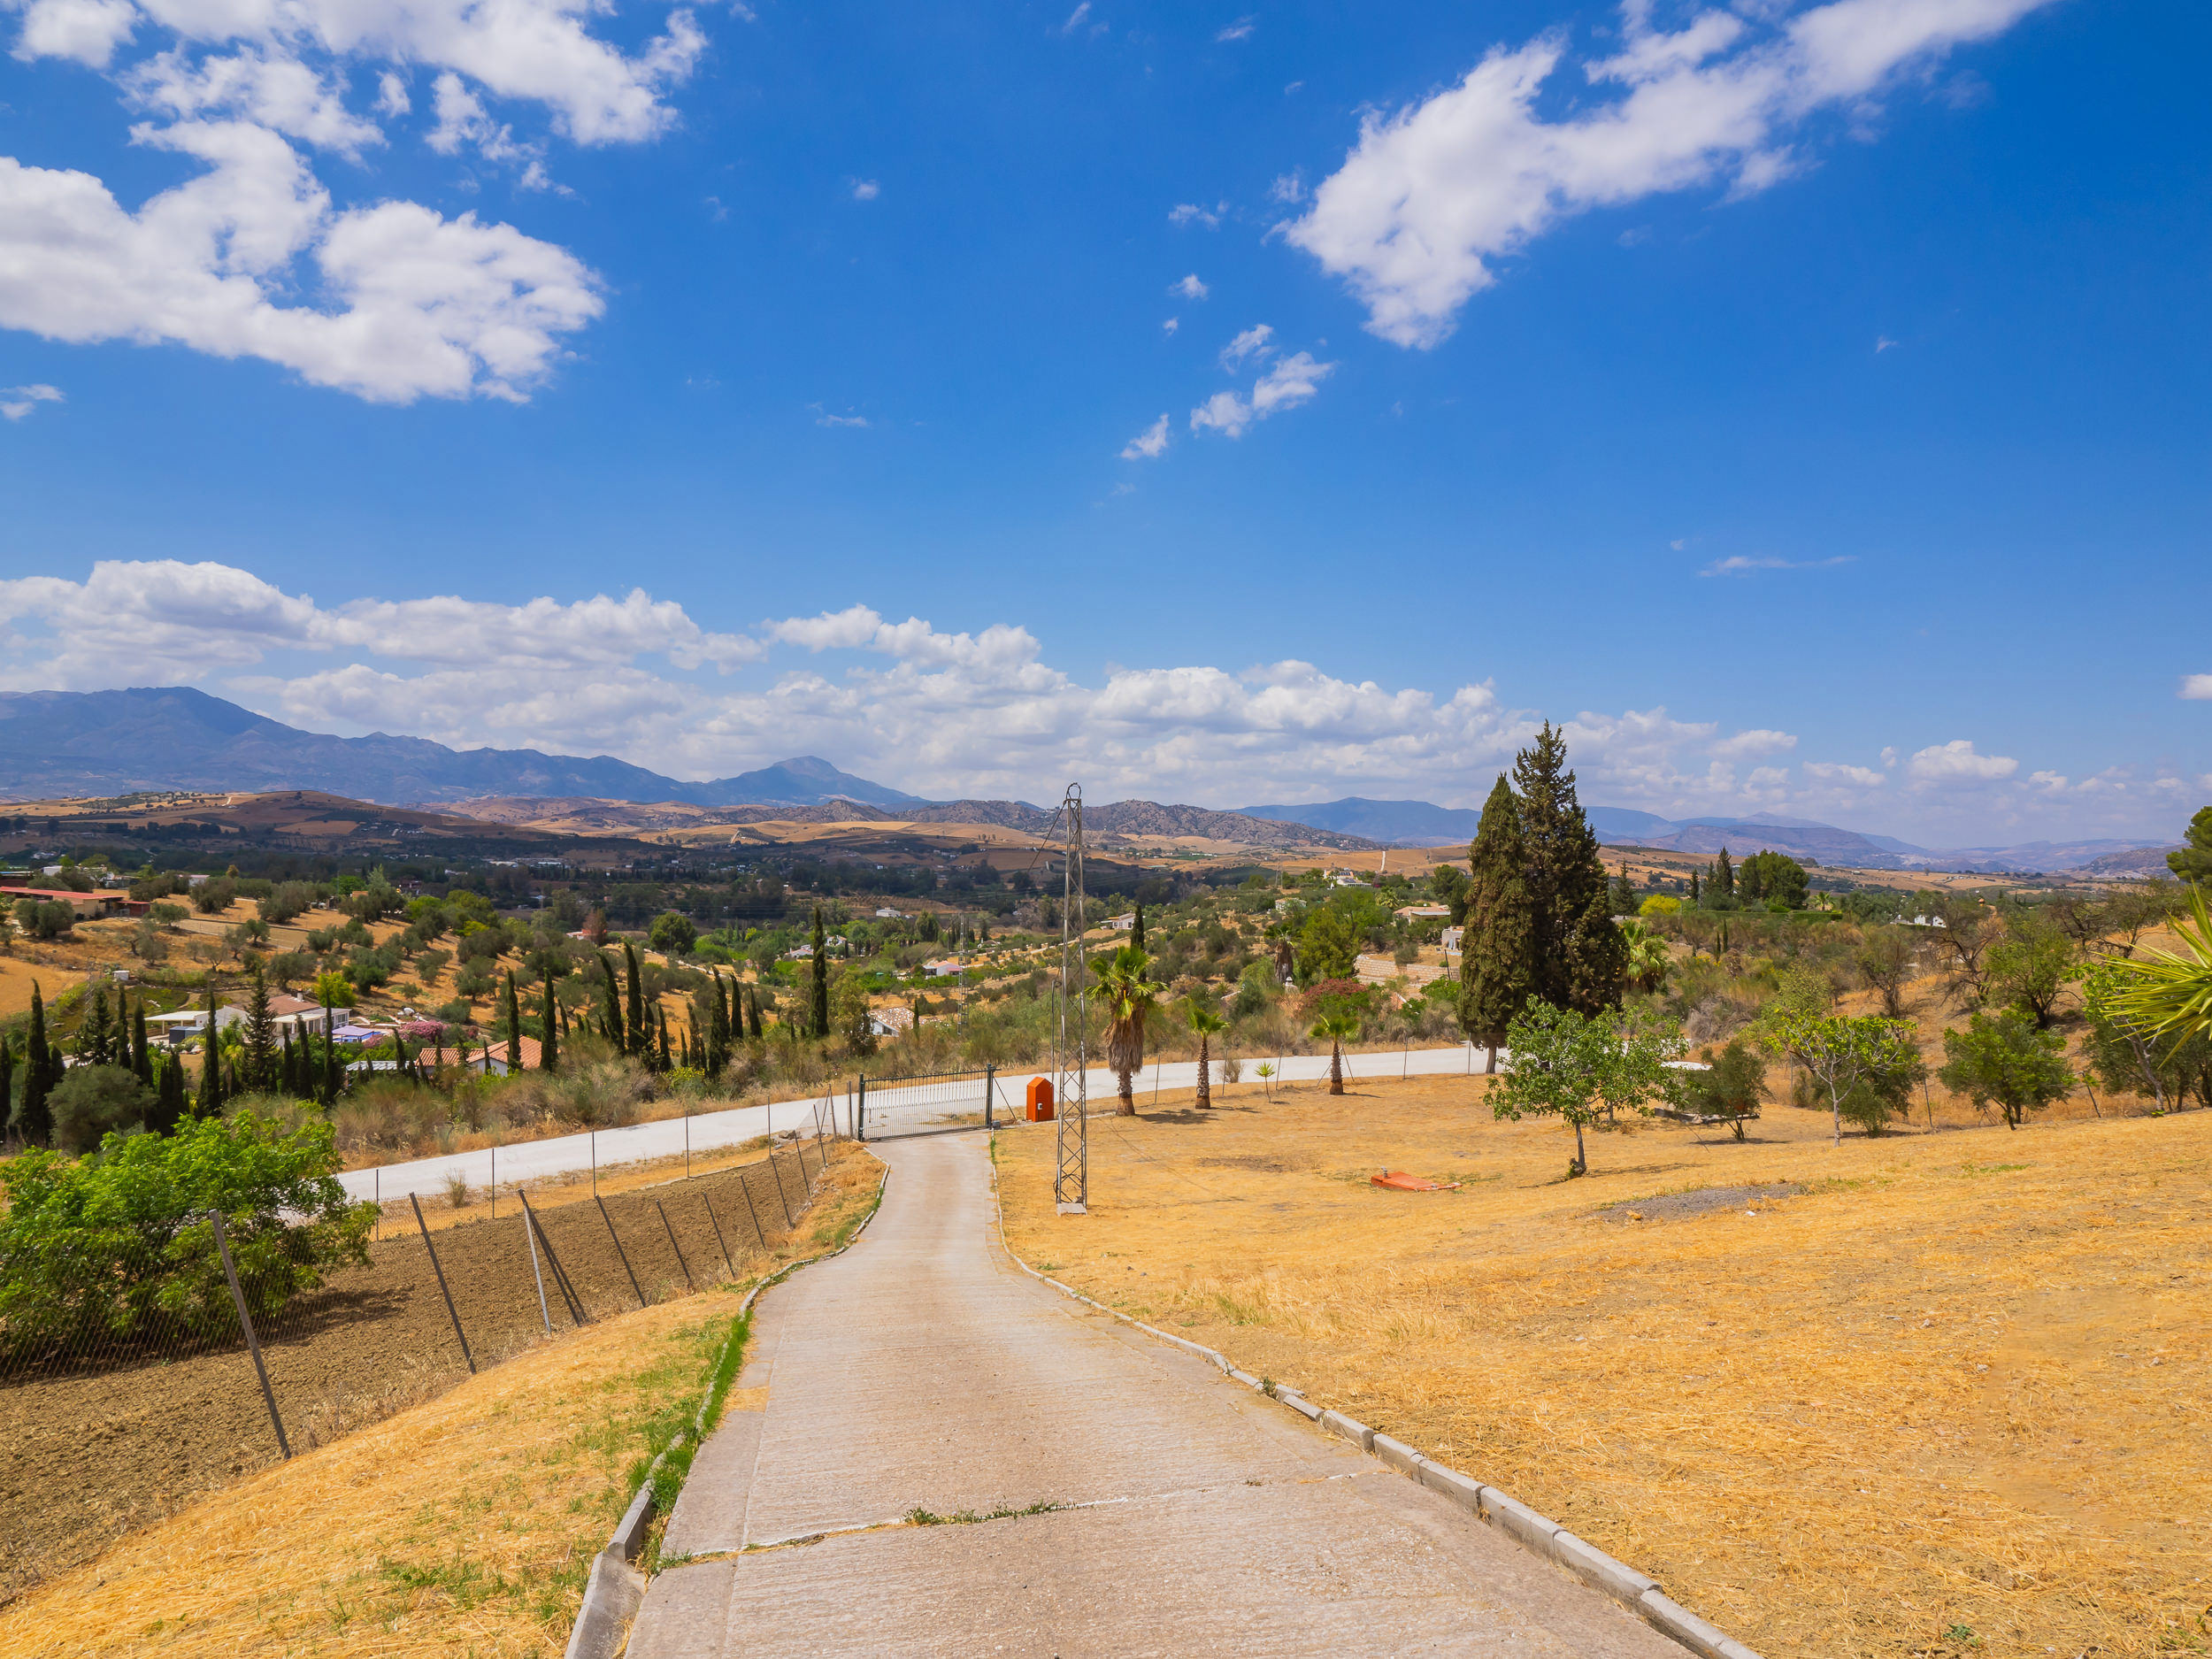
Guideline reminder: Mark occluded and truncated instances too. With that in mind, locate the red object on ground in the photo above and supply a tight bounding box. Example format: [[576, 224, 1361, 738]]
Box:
[[1371, 1170, 1458, 1192], [1025, 1077, 1055, 1122]]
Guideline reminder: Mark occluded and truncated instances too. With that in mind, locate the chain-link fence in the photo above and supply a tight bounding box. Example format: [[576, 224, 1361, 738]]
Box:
[[0, 1127, 842, 1605]]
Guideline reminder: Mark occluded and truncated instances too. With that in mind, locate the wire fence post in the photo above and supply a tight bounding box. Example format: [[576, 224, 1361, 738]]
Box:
[[655, 1201, 695, 1294], [771, 1148, 796, 1229], [523, 1206, 552, 1334], [856, 1074, 867, 1142], [702, 1190, 734, 1277], [410, 1194, 476, 1375], [984, 1064, 995, 1130], [210, 1209, 291, 1460], [519, 1191, 587, 1325], [739, 1169, 769, 1250], [595, 1194, 648, 1309]]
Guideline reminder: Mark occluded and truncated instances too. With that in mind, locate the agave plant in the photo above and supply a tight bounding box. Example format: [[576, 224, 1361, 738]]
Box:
[[2106, 884, 2212, 1041]]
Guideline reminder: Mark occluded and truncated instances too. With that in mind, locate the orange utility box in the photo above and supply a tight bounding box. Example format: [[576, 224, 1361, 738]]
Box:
[[1025, 1077, 1054, 1122]]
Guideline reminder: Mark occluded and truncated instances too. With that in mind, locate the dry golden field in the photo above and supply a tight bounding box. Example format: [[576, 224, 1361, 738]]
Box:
[[998, 1078, 2212, 1659]]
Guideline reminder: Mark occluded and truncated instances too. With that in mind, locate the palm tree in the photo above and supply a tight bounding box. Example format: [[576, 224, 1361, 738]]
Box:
[[1310, 1009, 1359, 1094], [1092, 943, 1164, 1115], [1185, 997, 1227, 1108], [1619, 919, 1671, 993]]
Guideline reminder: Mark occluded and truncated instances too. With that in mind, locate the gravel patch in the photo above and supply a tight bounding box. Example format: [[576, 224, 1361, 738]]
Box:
[[1598, 1182, 1803, 1224]]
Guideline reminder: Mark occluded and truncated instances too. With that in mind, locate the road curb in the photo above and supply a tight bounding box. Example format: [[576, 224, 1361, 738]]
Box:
[[558, 1148, 892, 1659], [987, 1141, 1763, 1659]]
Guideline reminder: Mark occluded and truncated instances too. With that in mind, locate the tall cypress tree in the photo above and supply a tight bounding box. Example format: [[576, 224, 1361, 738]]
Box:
[[198, 985, 225, 1119], [242, 962, 277, 1093], [20, 983, 54, 1147], [280, 1027, 297, 1098], [541, 973, 559, 1074], [503, 969, 524, 1071], [809, 907, 830, 1040], [624, 943, 646, 1057], [1510, 722, 1626, 1015], [81, 981, 113, 1067], [1461, 775, 1535, 1073], [657, 1007, 671, 1071], [1689, 868, 1701, 904], [1132, 904, 1147, 951], [0, 1036, 15, 1145], [748, 986, 763, 1041], [321, 1007, 341, 1105], [1712, 847, 1735, 898], [599, 952, 626, 1050], [146, 1051, 185, 1136], [133, 999, 152, 1086]]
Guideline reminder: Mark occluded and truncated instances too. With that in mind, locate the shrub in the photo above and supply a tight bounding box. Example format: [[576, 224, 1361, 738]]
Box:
[[49, 1064, 154, 1155], [1640, 895, 1682, 917], [0, 1111, 373, 1353], [194, 878, 239, 916]]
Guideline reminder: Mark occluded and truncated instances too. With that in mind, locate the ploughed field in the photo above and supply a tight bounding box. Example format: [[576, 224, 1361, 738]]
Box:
[[997, 1076, 2212, 1659], [0, 1145, 826, 1603]]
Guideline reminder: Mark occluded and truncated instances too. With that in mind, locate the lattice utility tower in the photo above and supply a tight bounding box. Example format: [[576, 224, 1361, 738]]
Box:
[[1052, 782, 1089, 1214]]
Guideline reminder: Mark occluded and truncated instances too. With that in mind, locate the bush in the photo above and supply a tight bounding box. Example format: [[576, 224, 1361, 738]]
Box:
[[48, 1064, 154, 1154], [1640, 895, 1681, 917], [0, 1111, 373, 1354]]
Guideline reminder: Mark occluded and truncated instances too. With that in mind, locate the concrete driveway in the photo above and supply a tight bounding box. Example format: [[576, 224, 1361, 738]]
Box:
[[628, 1133, 1681, 1658]]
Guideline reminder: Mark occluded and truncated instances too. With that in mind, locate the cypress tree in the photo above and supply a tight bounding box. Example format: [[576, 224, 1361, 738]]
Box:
[[0, 1036, 15, 1144], [624, 943, 646, 1057], [1133, 904, 1147, 951], [280, 1027, 296, 1098], [503, 969, 524, 1071], [1510, 722, 1625, 1015], [541, 973, 559, 1074], [20, 983, 54, 1148], [133, 999, 152, 1086], [1609, 862, 1638, 917], [320, 1007, 341, 1106], [1712, 846, 1735, 898], [147, 1053, 185, 1135], [748, 986, 763, 1041], [242, 962, 276, 1093], [657, 1007, 671, 1071], [1461, 775, 1535, 1073], [599, 952, 625, 1050], [809, 907, 829, 1041], [1689, 868, 1701, 904], [81, 981, 112, 1067]]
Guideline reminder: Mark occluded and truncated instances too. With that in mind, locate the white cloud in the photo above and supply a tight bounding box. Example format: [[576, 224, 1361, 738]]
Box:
[[1803, 761, 1885, 787], [375, 69, 409, 116], [1119, 413, 1169, 459], [0, 125, 603, 402], [1700, 554, 1854, 576], [1059, 2, 1090, 35], [127, 47, 384, 157], [428, 70, 533, 165], [814, 409, 868, 427], [849, 178, 879, 201], [1219, 322, 1272, 366], [1908, 739, 2017, 784], [11, 0, 136, 66], [1168, 202, 1222, 228], [1216, 15, 1255, 42], [1880, 746, 1899, 767], [1190, 349, 1333, 438], [1876, 334, 1899, 351], [1161, 317, 1179, 334], [1285, 0, 2059, 347], [0, 381, 63, 419], [1268, 169, 1304, 204], [2181, 674, 2212, 700], [1169, 273, 1209, 300], [1711, 727, 1796, 760]]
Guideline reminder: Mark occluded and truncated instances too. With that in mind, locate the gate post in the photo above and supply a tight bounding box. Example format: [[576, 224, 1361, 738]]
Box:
[[856, 1074, 867, 1142], [984, 1064, 995, 1130]]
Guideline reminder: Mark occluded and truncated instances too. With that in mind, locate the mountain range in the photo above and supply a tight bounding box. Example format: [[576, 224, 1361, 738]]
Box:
[[0, 688, 2177, 874]]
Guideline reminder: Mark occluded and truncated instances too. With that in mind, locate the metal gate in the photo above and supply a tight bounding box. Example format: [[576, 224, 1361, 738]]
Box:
[[853, 1065, 1016, 1141]]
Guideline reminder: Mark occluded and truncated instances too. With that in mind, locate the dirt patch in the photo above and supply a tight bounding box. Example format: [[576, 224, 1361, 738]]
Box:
[[1597, 1182, 1802, 1223], [0, 1140, 849, 1604]]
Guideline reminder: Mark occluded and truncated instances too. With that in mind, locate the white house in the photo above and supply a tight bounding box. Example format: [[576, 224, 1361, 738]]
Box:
[[1440, 926, 1463, 955], [1108, 913, 1136, 931], [147, 1006, 244, 1046]]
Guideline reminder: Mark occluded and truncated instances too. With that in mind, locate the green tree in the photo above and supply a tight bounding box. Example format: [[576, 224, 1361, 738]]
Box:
[[131, 999, 152, 1087], [196, 987, 225, 1120], [541, 972, 560, 1074], [1092, 943, 1164, 1115], [1767, 1010, 1920, 1146], [1185, 997, 1227, 1108], [1939, 1011, 2072, 1130], [1710, 847, 1735, 899], [78, 981, 114, 1067], [2168, 807, 2212, 886], [2080, 960, 2171, 1110], [833, 969, 877, 1057], [810, 907, 831, 1040], [1460, 774, 1533, 1072], [1985, 912, 2079, 1028], [1618, 919, 1671, 993], [649, 910, 698, 957], [1492, 1001, 1683, 1177], [624, 942, 648, 1056], [1512, 724, 1626, 1013], [15, 982, 56, 1148], [147, 1051, 188, 1136], [1609, 863, 1639, 916], [1310, 1005, 1359, 1094], [241, 961, 277, 1092], [1132, 904, 1147, 951], [1428, 862, 1470, 924], [503, 969, 524, 1071], [311, 969, 357, 1010], [1855, 926, 1918, 1018], [50, 1065, 153, 1155], [598, 951, 626, 1050], [1684, 1039, 1769, 1141], [1739, 850, 1809, 910], [1297, 906, 1358, 984]]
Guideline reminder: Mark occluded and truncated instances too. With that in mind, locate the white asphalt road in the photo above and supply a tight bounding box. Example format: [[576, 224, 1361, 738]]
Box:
[[335, 1042, 1504, 1205]]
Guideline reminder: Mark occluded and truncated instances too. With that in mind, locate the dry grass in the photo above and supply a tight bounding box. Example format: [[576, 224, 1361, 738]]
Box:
[[0, 1141, 885, 1657], [997, 1079, 2212, 1659]]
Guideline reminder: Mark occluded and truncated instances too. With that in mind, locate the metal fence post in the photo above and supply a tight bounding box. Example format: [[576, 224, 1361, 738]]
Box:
[[210, 1209, 291, 1460], [655, 1201, 695, 1294], [519, 1191, 587, 1325], [770, 1148, 797, 1229], [523, 1208, 552, 1334], [702, 1191, 734, 1277], [595, 1194, 649, 1309], [408, 1194, 476, 1375], [856, 1074, 866, 1141], [984, 1064, 995, 1130]]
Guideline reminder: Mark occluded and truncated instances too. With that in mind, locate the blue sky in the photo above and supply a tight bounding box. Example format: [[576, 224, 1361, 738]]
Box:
[[0, 0, 2206, 845]]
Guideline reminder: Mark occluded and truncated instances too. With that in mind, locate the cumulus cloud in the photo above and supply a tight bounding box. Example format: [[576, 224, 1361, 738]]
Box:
[[849, 177, 880, 200], [1168, 201, 1222, 227], [1169, 273, 1209, 301], [1284, 0, 2059, 347], [1190, 349, 1333, 438], [2, 0, 705, 397], [1711, 727, 1797, 759], [1219, 322, 1273, 366], [0, 125, 603, 402], [1120, 413, 1169, 459], [1802, 761, 1885, 787], [2182, 674, 2212, 700], [1908, 739, 2017, 784], [1, 381, 63, 419]]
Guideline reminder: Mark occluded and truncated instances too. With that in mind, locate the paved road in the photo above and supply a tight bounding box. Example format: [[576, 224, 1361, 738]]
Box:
[[628, 1134, 1678, 1658]]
